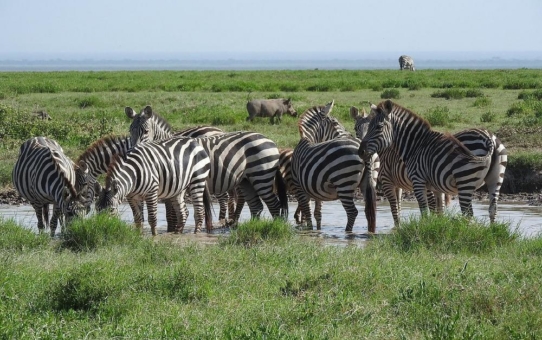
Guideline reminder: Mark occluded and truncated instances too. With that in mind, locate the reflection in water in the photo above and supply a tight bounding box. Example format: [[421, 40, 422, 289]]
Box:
[[1, 200, 541, 247]]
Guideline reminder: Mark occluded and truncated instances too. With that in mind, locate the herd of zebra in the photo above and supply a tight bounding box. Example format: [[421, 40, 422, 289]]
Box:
[[12, 98, 507, 237]]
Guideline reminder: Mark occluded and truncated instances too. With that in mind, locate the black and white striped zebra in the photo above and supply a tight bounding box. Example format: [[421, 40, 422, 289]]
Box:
[[399, 55, 415, 71], [12, 137, 90, 236], [291, 101, 376, 232], [278, 148, 304, 224], [125, 106, 236, 228], [352, 106, 507, 224], [96, 136, 213, 235], [126, 105, 287, 226], [358, 100, 495, 219]]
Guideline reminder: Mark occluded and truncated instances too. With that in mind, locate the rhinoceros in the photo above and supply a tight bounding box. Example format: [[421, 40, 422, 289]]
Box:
[[246, 98, 297, 124]]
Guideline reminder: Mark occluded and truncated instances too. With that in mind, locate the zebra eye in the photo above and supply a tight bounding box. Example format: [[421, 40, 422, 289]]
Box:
[[143, 129, 149, 134]]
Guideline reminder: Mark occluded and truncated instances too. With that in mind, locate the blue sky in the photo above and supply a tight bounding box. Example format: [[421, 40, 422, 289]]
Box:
[[1, 0, 541, 60]]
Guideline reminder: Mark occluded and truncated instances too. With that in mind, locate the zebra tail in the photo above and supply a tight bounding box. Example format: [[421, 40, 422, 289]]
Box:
[[203, 183, 214, 232], [275, 169, 289, 219], [361, 164, 377, 234]]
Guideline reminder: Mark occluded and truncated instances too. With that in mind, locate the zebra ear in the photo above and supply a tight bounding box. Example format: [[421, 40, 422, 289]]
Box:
[[63, 187, 72, 201], [349, 106, 359, 119], [143, 105, 153, 118], [362, 108, 368, 118], [323, 100, 334, 115], [125, 107, 136, 119], [384, 100, 394, 112], [77, 160, 88, 174]]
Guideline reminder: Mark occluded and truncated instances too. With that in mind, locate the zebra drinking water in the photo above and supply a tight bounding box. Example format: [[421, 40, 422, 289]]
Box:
[[358, 100, 495, 219], [12, 137, 90, 236], [291, 101, 376, 232], [399, 55, 415, 71], [96, 136, 213, 235]]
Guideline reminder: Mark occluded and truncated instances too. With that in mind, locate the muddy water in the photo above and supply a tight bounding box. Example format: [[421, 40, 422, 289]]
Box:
[[1, 200, 541, 247]]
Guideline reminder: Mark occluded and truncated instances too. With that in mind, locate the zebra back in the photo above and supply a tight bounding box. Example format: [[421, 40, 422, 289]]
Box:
[[126, 105, 173, 144]]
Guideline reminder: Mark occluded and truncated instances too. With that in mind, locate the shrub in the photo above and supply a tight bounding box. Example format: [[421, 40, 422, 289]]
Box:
[[465, 89, 485, 98], [0, 218, 50, 251], [60, 213, 144, 252], [381, 89, 401, 99], [425, 106, 451, 127], [518, 89, 542, 101], [473, 97, 492, 108], [221, 219, 294, 247], [431, 89, 465, 100], [480, 111, 496, 123], [384, 213, 518, 254]]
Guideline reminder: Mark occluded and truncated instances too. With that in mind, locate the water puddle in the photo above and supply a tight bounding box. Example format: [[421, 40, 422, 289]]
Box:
[[1, 200, 541, 247]]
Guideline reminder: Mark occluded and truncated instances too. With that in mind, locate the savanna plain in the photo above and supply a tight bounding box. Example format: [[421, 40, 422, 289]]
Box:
[[0, 69, 542, 339]]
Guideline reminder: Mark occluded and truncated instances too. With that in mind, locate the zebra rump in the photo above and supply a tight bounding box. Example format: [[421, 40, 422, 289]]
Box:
[[12, 137, 89, 236]]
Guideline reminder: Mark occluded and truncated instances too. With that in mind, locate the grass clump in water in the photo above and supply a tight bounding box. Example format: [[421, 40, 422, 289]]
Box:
[[385, 213, 518, 254], [221, 218, 294, 246], [60, 213, 144, 252], [0, 218, 50, 251]]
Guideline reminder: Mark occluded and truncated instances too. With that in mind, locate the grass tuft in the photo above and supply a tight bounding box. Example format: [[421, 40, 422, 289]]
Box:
[[0, 218, 50, 251], [383, 213, 518, 254], [60, 213, 144, 252], [221, 218, 294, 247]]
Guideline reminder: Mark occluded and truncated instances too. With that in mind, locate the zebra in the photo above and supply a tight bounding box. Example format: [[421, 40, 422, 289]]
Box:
[[12, 137, 90, 236], [352, 106, 507, 225], [291, 101, 376, 232], [126, 105, 287, 227], [399, 55, 415, 71], [96, 135, 213, 235], [125, 105, 236, 229], [358, 100, 496, 220], [277, 148, 303, 224]]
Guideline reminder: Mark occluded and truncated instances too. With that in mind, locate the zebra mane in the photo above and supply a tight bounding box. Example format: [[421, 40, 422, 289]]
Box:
[[382, 100, 483, 159], [47, 147, 79, 198], [77, 134, 131, 164]]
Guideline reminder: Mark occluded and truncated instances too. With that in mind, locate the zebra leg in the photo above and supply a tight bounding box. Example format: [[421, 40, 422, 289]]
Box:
[[314, 200, 323, 230], [145, 194, 159, 236], [177, 197, 189, 233], [216, 192, 229, 227], [427, 190, 437, 213], [188, 182, 208, 233], [165, 199, 177, 233], [33, 204, 47, 233], [412, 182, 430, 217], [227, 188, 237, 225], [230, 186, 246, 227], [295, 189, 313, 229], [457, 187, 475, 218], [128, 198, 145, 234], [238, 179, 264, 219], [294, 204, 303, 225], [486, 182, 501, 223], [338, 192, 358, 232], [382, 181, 401, 227], [50, 205, 62, 237]]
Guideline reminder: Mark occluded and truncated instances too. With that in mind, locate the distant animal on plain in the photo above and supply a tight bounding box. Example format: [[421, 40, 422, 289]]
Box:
[[399, 55, 415, 71], [32, 110, 52, 120], [246, 98, 297, 124]]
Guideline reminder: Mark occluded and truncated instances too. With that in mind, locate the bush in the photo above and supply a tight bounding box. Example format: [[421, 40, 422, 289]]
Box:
[[518, 89, 542, 101], [465, 89, 485, 98], [473, 97, 492, 108], [425, 106, 451, 127], [60, 213, 144, 252], [384, 213, 518, 254], [0, 218, 50, 251], [431, 89, 465, 100], [76, 96, 102, 109], [221, 219, 294, 247], [380, 89, 401, 99], [480, 111, 496, 123]]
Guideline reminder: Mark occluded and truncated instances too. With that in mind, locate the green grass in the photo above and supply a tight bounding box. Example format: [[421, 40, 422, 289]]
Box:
[[1, 215, 541, 338], [1, 70, 542, 190]]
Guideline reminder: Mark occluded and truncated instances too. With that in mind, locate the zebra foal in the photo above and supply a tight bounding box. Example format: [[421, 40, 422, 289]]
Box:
[[12, 137, 90, 236], [358, 100, 495, 219], [96, 136, 213, 235]]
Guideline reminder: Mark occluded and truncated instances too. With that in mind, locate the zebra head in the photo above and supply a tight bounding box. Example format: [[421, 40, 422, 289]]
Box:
[[126, 105, 154, 145], [62, 186, 90, 223], [74, 160, 93, 210], [298, 100, 350, 142], [96, 178, 122, 215], [350, 106, 374, 140], [358, 100, 394, 158]]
